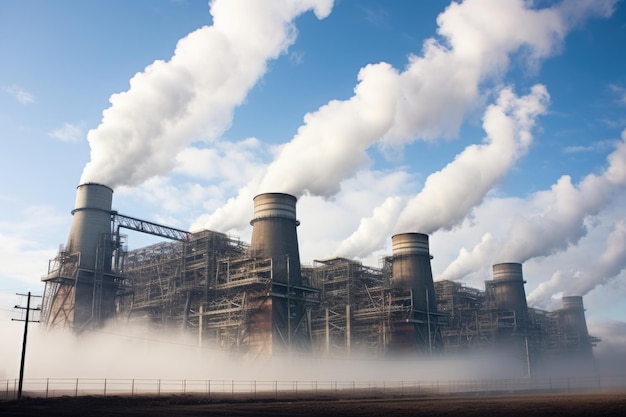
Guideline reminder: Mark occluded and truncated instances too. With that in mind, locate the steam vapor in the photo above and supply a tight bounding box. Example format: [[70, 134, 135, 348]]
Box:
[[80, 0, 333, 187], [203, 0, 613, 237], [440, 128, 626, 305]]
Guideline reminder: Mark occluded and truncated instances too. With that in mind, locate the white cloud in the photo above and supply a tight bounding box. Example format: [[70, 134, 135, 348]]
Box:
[[174, 138, 267, 187], [49, 122, 84, 143], [609, 83, 626, 106], [0, 204, 67, 288], [2, 84, 34, 104], [563, 139, 614, 154]]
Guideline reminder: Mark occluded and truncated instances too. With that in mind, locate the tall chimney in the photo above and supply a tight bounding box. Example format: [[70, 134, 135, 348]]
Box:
[[42, 183, 116, 330], [249, 193, 301, 285], [490, 263, 528, 329], [391, 233, 436, 312], [559, 296, 593, 355], [66, 183, 114, 271], [388, 233, 440, 353], [248, 192, 308, 353]]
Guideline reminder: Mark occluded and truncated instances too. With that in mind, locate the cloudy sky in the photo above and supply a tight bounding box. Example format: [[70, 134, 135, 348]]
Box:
[[1, 0, 626, 357]]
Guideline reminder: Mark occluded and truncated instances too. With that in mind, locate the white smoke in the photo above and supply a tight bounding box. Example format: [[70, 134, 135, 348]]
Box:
[[396, 84, 549, 234], [336, 85, 549, 259], [438, 128, 626, 292], [80, 0, 333, 187], [202, 0, 614, 234], [528, 219, 626, 308], [334, 196, 405, 259]]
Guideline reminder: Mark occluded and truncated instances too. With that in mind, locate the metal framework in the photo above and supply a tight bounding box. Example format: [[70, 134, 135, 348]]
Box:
[[42, 211, 600, 361], [112, 212, 191, 242], [123, 230, 320, 355]]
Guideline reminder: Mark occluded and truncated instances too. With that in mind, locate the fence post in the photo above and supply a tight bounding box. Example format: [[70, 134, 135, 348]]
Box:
[[103, 379, 107, 398], [157, 379, 161, 397], [207, 380, 210, 400], [132, 379, 135, 398], [46, 378, 49, 399], [274, 380, 277, 399]]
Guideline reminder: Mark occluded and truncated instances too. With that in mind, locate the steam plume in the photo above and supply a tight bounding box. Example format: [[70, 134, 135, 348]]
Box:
[[203, 0, 613, 233], [439, 128, 626, 287], [80, 0, 333, 187], [336, 85, 549, 259], [528, 219, 626, 308]]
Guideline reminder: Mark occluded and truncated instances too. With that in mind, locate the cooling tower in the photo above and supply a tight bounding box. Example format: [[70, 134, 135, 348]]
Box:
[[66, 183, 114, 271], [42, 183, 118, 330], [389, 233, 441, 353], [559, 296, 593, 354], [391, 233, 437, 312], [490, 263, 528, 329], [249, 193, 302, 285], [248, 192, 308, 353]]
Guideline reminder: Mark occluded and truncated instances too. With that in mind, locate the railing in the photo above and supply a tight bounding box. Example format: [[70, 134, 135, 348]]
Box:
[[2, 375, 626, 401]]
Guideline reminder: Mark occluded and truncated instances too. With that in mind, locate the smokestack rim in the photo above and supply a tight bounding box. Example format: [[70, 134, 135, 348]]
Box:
[[561, 295, 586, 311], [253, 192, 297, 202], [491, 262, 527, 284], [390, 232, 429, 240], [71, 182, 114, 216], [391, 232, 432, 259], [250, 192, 300, 226], [76, 182, 114, 193]]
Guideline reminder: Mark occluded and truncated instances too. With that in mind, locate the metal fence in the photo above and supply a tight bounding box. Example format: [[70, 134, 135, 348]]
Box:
[[2, 375, 626, 401]]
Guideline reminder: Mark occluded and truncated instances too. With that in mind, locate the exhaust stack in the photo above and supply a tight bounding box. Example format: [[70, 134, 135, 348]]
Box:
[[559, 296, 593, 355], [248, 192, 308, 353], [391, 233, 436, 312], [66, 183, 114, 271], [389, 233, 440, 352], [490, 262, 528, 329], [249, 193, 302, 285], [42, 183, 117, 330]]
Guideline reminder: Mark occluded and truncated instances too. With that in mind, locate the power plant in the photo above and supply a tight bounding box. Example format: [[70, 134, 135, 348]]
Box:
[[40, 183, 600, 374]]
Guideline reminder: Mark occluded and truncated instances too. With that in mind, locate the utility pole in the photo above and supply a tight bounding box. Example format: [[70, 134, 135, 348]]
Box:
[[12, 292, 41, 400]]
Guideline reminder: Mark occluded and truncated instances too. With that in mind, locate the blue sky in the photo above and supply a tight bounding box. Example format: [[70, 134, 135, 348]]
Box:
[[1, 0, 626, 359]]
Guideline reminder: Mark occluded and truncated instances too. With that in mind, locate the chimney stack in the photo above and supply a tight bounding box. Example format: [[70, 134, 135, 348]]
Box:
[[249, 193, 301, 285], [66, 183, 114, 271], [391, 233, 436, 312], [559, 296, 593, 355], [490, 263, 528, 329]]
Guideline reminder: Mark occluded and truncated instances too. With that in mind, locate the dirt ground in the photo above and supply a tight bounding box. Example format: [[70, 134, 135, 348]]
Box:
[[1, 391, 626, 416]]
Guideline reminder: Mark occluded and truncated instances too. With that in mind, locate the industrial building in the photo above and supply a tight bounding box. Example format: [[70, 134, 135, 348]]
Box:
[[41, 183, 599, 372]]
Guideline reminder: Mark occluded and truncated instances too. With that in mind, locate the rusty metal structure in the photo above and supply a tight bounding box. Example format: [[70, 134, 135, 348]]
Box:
[[41, 183, 599, 366], [434, 268, 599, 375]]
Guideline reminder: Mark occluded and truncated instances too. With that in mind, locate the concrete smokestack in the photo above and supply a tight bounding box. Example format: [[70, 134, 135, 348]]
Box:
[[391, 233, 436, 312], [559, 296, 593, 355], [490, 262, 528, 328], [249, 193, 301, 285], [42, 183, 117, 330], [388, 233, 441, 353], [66, 183, 114, 271], [247, 192, 310, 353]]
